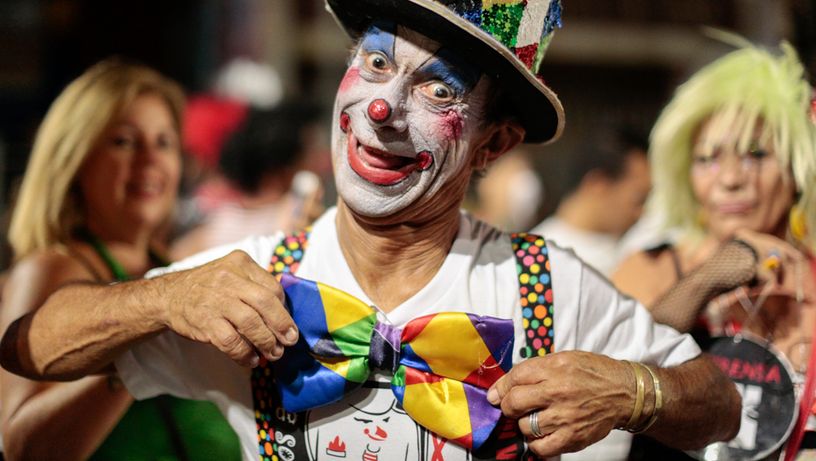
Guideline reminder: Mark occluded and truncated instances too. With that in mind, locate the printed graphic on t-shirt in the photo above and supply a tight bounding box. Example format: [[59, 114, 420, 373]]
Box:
[[306, 382, 420, 460], [267, 381, 526, 461]]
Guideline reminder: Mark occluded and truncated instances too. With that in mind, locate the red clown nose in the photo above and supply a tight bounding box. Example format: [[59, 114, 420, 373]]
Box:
[[367, 99, 392, 123]]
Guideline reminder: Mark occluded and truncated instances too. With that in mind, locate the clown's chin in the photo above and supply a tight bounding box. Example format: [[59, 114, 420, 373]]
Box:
[[337, 178, 412, 219]]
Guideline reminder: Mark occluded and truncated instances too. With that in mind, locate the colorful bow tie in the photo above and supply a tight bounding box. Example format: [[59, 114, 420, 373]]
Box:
[[272, 274, 514, 450]]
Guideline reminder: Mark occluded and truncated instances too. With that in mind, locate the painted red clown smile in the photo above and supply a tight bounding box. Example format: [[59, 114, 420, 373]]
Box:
[[347, 132, 433, 186]]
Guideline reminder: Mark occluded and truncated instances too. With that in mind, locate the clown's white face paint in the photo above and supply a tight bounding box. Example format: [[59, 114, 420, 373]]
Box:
[[332, 23, 491, 218]]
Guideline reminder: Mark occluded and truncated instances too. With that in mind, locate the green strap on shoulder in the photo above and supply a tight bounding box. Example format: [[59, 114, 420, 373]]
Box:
[[79, 229, 168, 282], [81, 230, 130, 282]]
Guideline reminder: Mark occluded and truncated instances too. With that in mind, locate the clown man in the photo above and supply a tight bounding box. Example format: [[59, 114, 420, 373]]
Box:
[[1, 1, 740, 460]]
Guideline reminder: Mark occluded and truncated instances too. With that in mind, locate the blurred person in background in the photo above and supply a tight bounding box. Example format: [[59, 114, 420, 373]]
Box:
[[613, 40, 816, 460], [171, 101, 326, 259], [179, 94, 249, 219], [531, 126, 650, 276], [0, 59, 240, 460], [471, 148, 544, 232], [174, 59, 284, 241]]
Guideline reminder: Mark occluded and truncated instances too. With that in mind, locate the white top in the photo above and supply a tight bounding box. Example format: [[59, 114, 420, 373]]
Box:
[[116, 207, 700, 461]]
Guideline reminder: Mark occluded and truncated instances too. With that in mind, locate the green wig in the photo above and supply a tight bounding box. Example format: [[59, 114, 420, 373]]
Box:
[[650, 39, 816, 250]]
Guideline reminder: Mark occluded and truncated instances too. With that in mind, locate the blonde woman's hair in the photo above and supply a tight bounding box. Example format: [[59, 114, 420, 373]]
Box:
[[650, 39, 816, 250], [8, 58, 185, 259]]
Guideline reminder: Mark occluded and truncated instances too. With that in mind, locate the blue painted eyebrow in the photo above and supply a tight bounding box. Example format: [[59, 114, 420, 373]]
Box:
[[359, 21, 396, 61], [417, 47, 481, 96]]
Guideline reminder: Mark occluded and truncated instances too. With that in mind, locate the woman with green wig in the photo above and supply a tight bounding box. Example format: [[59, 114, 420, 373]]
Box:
[[614, 40, 816, 460]]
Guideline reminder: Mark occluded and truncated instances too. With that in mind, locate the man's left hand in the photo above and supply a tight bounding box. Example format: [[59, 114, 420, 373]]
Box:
[[486, 351, 633, 458]]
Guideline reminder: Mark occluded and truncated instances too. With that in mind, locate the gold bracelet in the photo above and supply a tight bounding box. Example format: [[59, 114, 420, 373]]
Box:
[[630, 364, 663, 434], [622, 360, 645, 430]]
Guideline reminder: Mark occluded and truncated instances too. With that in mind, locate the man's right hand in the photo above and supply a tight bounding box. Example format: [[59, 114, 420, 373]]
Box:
[[151, 250, 298, 368]]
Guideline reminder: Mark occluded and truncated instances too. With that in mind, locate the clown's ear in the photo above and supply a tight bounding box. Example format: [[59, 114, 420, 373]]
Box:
[[471, 121, 525, 170]]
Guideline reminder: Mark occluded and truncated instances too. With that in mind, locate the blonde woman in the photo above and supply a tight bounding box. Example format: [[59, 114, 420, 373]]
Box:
[[1, 59, 239, 460], [613, 41, 816, 459]]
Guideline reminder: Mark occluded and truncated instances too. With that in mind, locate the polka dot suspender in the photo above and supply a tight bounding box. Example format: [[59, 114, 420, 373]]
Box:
[[510, 232, 554, 461], [252, 230, 311, 461], [268, 231, 310, 275], [251, 230, 553, 460], [511, 233, 555, 358]]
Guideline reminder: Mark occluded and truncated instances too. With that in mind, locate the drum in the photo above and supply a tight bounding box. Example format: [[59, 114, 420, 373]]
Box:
[[690, 335, 799, 461]]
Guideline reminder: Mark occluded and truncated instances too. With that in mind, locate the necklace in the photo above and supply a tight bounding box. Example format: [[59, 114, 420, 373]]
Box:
[[84, 232, 130, 281], [79, 229, 167, 282]]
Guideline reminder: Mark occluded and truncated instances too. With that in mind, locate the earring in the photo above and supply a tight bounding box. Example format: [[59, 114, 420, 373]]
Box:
[[789, 204, 807, 242]]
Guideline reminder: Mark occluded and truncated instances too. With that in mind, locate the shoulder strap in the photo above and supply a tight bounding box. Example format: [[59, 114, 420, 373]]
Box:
[[253, 229, 310, 461], [511, 232, 554, 358], [76, 229, 168, 282], [77, 229, 130, 281], [646, 242, 684, 280]]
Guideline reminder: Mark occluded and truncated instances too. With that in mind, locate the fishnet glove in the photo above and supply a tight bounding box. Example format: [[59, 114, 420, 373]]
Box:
[[650, 239, 757, 333]]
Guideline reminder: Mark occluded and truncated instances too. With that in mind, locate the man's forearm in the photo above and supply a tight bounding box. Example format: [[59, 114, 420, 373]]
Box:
[[2, 250, 299, 379], [645, 355, 741, 449], [0, 279, 165, 381]]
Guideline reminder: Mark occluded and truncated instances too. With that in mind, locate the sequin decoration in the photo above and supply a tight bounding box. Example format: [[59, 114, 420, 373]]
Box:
[[450, 0, 483, 26], [515, 44, 538, 68], [541, 0, 562, 38], [511, 233, 554, 358], [482, 3, 525, 47], [472, 0, 563, 80], [532, 1, 561, 74], [254, 229, 310, 461]]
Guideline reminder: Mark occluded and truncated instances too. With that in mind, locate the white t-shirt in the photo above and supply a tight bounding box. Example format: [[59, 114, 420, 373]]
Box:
[[116, 207, 700, 461]]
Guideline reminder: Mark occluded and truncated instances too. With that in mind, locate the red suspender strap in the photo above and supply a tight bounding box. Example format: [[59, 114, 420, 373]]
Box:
[[783, 257, 816, 461]]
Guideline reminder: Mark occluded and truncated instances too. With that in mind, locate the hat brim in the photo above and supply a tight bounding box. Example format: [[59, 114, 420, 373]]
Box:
[[325, 0, 565, 145]]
